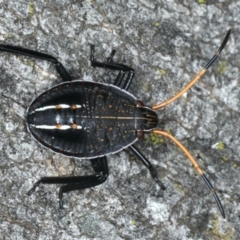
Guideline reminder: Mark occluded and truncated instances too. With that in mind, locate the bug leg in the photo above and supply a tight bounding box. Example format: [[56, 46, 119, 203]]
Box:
[[129, 145, 166, 190], [0, 45, 71, 82], [106, 49, 117, 63], [27, 156, 109, 208], [90, 45, 135, 90]]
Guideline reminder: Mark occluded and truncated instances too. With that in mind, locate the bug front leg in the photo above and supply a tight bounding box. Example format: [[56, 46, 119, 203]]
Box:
[[129, 145, 166, 190], [0, 45, 71, 82], [90, 45, 135, 90], [27, 156, 109, 208]]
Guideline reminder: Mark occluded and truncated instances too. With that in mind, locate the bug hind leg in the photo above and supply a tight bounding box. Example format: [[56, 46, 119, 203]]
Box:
[[90, 45, 135, 90], [27, 156, 109, 208], [0, 45, 71, 82]]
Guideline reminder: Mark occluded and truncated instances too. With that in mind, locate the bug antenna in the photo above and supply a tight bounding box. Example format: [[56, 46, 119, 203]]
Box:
[[152, 129, 225, 218], [205, 29, 231, 69], [202, 174, 225, 218], [152, 29, 231, 110]]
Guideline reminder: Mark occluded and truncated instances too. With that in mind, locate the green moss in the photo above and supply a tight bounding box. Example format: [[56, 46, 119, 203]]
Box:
[[28, 2, 35, 14], [142, 82, 150, 92], [173, 183, 185, 195], [221, 156, 228, 161], [130, 155, 136, 162], [7, 33, 13, 38], [156, 68, 167, 77], [217, 61, 227, 75], [233, 163, 238, 168], [210, 218, 235, 240], [23, 58, 35, 67], [130, 220, 136, 226], [216, 141, 225, 150], [198, 0, 207, 3], [147, 132, 165, 146]]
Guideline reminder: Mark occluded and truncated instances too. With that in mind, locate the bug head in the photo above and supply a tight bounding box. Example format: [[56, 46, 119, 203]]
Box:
[[135, 100, 158, 135]]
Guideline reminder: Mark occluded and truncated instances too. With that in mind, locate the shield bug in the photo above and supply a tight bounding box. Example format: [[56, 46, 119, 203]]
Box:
[[0, 29, 231, 218]]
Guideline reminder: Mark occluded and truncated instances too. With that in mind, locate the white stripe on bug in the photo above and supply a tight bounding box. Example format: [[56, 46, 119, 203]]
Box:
[[35, 104, 70, 111], [31, 124, 82, 130], [29, 104, 82, 114]]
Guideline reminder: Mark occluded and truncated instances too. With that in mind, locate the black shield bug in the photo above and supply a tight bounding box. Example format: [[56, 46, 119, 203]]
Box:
[[0, 29, 231, 218]]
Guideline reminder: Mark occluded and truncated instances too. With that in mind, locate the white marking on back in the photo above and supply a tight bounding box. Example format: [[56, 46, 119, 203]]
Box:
[[73, 105, 82, 108], [31, 124, 82, 130], [29, 104, 82, 114], [34, 104, 70, 112]]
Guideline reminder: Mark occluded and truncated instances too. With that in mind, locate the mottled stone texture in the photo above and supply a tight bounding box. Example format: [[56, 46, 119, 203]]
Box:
[[0, 1, 239, 239]]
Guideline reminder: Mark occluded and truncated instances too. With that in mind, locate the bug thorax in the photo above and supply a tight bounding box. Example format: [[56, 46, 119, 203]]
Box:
[[134, 100, 158, 134]]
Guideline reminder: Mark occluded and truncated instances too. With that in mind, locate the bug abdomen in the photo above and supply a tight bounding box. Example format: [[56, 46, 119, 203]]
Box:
[[27, 81, 138, 159]]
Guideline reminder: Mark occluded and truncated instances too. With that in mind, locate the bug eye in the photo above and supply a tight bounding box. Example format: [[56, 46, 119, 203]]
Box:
[[136, 100, 144, 107], [136, 130, 145, 138]]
